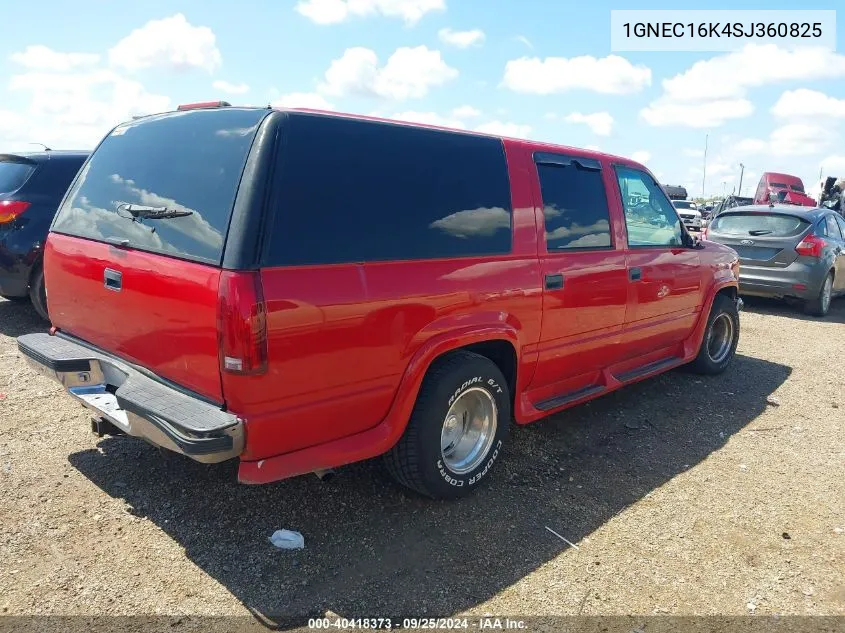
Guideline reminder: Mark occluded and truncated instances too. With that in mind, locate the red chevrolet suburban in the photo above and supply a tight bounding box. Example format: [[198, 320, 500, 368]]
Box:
[[17, 104, 742, 499]]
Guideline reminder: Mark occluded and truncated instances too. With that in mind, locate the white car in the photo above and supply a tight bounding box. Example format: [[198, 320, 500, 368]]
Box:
[[672, 200, 702, 231]]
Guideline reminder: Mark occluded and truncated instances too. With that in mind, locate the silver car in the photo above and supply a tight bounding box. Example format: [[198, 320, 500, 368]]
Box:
[[705, 205, 845, 316]]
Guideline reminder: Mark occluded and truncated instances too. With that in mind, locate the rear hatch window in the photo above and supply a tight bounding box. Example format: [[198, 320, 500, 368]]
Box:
[[709, 212, 810, 237], [0, 158, 36, 195], [51, 108, 268, 265]]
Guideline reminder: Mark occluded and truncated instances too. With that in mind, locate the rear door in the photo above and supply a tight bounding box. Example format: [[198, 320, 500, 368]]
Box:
[[46, 108, 270, 402], [707, 211, 812, 269], [528, 152, 629, 392]]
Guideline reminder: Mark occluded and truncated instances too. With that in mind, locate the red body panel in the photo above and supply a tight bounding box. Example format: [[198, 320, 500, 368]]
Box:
[[754, 172, 816, 207], [44, 234, 224, 402]]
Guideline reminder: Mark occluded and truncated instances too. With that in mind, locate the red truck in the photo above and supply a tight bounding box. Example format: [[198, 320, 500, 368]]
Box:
[[753, 172, 817, 208], [17, 104, 742, 499]]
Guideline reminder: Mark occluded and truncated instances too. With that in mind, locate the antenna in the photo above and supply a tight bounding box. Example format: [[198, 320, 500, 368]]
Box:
[[702, 133, 708, 198], [28, 142, 52, 151]]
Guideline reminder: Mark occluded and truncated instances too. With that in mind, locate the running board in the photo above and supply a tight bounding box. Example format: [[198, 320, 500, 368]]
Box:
[[613, 356, 683, 383], [535, 384, 606, 412]]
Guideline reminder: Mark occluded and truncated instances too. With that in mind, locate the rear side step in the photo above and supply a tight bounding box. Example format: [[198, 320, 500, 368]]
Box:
[[613, 356, 683, 383], [535, 384, 605, 411]]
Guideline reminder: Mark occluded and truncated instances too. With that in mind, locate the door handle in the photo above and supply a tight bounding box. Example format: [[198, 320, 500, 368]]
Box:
[[629, 267, 642, 282], [104, 268, 122, 292], [544, 273, 564, 290]]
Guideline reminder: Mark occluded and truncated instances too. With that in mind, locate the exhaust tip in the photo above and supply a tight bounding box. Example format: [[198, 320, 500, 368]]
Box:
[[313, 468, 335, 482]]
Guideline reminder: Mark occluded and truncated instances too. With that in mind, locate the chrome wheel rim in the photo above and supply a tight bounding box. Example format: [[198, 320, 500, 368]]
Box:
[[707, 313, 734, 364], [821, 276, 832, 312], [440, 387, 498, 474]]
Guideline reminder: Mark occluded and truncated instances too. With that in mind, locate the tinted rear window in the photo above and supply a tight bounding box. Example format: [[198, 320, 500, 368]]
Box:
[[0, 160, 36, 195], [710, 212, 810, 237], [52, 109, 267, 265], [266, 114, 512, 266]]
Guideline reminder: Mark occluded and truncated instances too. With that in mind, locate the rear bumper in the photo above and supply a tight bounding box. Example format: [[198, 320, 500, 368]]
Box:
[[17, 332, 243, 463], [738, 261, 827, 300]]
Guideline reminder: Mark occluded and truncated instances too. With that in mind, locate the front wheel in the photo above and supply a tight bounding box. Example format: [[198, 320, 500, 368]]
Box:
[[384, 351, 510, 499], [804, 272, 833, 317], [689, 293, 740, 375]]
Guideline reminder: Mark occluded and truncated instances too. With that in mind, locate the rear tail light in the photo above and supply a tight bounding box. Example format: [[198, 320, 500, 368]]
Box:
[[217, 271, 268, 375], [795, 235, 826, 258], [0, 201, 31, 223]]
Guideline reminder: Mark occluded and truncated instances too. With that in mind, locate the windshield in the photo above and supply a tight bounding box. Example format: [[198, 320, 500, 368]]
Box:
[[52, 108, 268, 265], [710, 212, 810, 237], [790, 184, 805, 192], [0, 160, 36, 195], [673, 200, 693, 209]]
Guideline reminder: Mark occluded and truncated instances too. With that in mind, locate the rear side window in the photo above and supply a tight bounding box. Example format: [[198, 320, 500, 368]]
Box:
[[536, 157, 612, 250], [0, 160, 36, 194], [52, 109, 268, 265], [266, 114, 512, 266], [826, 214, 843, 239], [710, 213, 810, 237]]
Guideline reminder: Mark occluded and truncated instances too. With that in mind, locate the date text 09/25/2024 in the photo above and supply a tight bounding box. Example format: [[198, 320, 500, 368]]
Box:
[[308, 618, 527, 630]]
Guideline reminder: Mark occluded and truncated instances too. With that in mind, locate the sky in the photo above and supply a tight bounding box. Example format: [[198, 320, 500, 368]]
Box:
[[1, 0, 844, 199]]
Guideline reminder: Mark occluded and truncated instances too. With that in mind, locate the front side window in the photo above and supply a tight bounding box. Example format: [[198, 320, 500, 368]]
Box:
[[616, 166, 684, 247], [535, 157, 612, 251]]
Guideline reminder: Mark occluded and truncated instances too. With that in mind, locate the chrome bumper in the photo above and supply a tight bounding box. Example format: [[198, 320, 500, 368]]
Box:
[[17, 332, 243, 464]]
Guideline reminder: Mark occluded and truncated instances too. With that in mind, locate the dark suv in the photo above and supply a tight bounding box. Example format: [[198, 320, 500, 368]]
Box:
[[0, 150, 89, 319], [17, 104, 741, 499]]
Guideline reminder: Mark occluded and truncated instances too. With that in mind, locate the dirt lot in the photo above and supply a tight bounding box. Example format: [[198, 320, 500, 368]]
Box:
[[0, 295, 843, 626]]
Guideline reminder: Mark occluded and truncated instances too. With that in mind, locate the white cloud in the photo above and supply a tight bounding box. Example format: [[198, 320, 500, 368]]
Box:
[[212, 80, 250, 95], [563, 111, 613, 136], [318, 46, 457, 101], [438, 28, 485, 48], [109, 13, 221, 72], [682, 148, 704, 158], [641, 98, 753, 128], [474, 121, 531, 139], [642, 45, 845, 129], [389, 111, 466, 128], [295, 0, 444, 25], [5, 69, 170, 150], [451, 105, 481, 118], [772, 89, 845, 120], [514, 35, 534, 50], [10, 45, 99, 71], [502, 54, 651, 95], [272, 92, 334, 110], [730, 124, 831, 158], [821, 155, 845, 176], [631, 151, 651, 164]]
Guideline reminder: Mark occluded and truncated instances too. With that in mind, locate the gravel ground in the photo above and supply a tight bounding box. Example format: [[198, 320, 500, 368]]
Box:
[[0, 295, 843, 626]]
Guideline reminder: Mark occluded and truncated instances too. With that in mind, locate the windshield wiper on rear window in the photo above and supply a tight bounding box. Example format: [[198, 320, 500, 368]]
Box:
[[116, 203, 193, 220], [748, 229, 773, 236]]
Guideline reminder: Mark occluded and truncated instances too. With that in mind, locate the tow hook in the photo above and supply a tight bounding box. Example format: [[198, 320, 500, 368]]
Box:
[[90, 416, 125, 438]]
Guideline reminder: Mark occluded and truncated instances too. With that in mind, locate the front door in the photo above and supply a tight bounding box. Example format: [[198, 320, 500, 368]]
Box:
[[528, 152, 629, 394], [612, 166, 703, 360]]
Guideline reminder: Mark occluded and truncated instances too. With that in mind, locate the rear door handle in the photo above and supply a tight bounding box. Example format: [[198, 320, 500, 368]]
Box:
[[544, 273, 564, 290], [629, 267, 642, 282], [104, 268, 122, 292]]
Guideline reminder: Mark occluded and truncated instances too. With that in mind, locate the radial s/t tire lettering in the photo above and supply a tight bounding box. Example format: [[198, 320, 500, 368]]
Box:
[[384, 350, 510, 499], [689, 293, 740, 375]]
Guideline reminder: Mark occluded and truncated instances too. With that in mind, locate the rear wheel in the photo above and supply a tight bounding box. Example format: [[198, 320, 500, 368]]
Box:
[[384, 351, 510, 499], [689, 293, 739, 375], [28, 266, 49, 322], [804, 273, 833, 317]]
